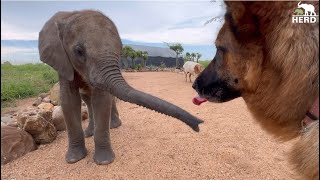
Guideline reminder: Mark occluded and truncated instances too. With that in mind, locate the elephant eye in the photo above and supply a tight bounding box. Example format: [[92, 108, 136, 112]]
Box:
[[74, 44, 86, 58]]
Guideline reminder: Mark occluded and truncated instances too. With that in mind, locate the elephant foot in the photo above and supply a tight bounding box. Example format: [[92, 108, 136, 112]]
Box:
[[84, 127, 94, 138], [65, 145, 87, 163], [110, 117, 122, 129], [93, 147, 115, 165]]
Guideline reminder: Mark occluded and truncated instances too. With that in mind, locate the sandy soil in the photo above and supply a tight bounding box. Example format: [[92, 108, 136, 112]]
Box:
[[1, 72, 296, 180]]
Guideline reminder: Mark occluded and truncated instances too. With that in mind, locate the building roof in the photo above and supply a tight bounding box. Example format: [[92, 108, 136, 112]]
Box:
[[125, 44, 178, 58]]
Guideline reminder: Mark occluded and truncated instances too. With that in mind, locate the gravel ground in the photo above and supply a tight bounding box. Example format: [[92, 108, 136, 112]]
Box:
[[1, 72, 296, 180]]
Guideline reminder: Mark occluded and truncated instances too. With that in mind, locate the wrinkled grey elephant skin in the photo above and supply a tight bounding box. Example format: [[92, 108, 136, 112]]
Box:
[[38, 10, 203, 165]]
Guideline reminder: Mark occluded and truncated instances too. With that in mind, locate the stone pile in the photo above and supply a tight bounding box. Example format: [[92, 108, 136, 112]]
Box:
[[1, 82, 88, 165]]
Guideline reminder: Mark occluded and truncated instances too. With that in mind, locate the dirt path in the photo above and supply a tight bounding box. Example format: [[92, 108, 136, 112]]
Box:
[[1, 72, 295, 180]]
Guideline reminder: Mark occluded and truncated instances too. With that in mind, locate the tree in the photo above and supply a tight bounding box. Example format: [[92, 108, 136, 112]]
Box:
[[168, 43, 184, 68], [191, 53, 196, 61], [196, 53, 202, 63], [128, 50, 137, 69], [135, 50, 143, 69], [121, 46, 134, 69], [141, 51, 148, 68], [184, 52, 191, 62]]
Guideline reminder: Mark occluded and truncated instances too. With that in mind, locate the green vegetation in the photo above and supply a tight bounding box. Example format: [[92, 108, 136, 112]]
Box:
[[1, 63, 58, 108], [167, 43, 184, 68], [184, 52, 203, 63], [122, 46, 149, 69], [198, 60, 211, 68]]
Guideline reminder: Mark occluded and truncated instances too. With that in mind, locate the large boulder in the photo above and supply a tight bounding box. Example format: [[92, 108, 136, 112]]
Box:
[[1, 126, 36, 165], [52, 106, 89, 131], [52, 106, 66, 131], [17, 109, 57, 144], [49, 83, 60, 105]]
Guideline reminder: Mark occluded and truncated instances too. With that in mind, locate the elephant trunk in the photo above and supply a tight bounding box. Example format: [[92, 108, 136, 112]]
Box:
[[90, 57, 203, 132]]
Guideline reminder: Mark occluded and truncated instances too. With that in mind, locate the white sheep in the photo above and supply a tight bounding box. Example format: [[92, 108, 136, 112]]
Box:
[[182, 61, 203, 82]]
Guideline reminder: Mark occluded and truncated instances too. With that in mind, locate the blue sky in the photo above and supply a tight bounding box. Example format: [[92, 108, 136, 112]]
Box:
[[1, 0, 225, 64]]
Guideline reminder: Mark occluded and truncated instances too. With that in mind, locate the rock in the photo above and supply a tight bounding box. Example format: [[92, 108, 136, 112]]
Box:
[[1, 126, 36, 165], [38, 110, 53, 123], [17, 109, 57, 144], [52, 106, 66, 131], [38, 93, 49, 99], [42, 97, 51, 103], [1, 116, 15, 124], [49, 83, 60, 105], [82, 106, 88, 120], [51, 100, 58, 106], [38, 103, 54, 111], [17, 111, 36, 129], [32, 97, 42, 106], [23, 115, 57, 144], [52, 106, 59, 111], [2, 116, 19, 128]]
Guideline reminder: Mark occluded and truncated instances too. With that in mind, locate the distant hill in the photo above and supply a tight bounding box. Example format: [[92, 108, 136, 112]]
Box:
[[1, 39, 214, 64]]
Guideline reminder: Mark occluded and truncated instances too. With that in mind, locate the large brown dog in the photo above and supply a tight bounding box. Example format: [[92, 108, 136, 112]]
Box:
[[193, 1, 319, 179]]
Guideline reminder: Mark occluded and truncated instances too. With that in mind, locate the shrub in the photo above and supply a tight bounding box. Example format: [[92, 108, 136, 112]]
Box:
[[1, 63, 59, 108]]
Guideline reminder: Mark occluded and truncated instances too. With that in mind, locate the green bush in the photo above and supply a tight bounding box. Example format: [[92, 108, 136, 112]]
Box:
[[160, 62, 166, 69], [198, 60, 211, 68], [1, 63, 59, 108], [134, 64, 142, 71]]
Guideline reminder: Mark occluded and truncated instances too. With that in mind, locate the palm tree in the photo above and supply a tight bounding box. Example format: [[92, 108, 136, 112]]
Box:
[[141, 51, 148, 68], [184, 52, 191, 62], [191, 53, 196, 61], [167, 43, 184, 68], [135, 50, 143, 69], [128, 50, 137, 69], [121, 46, 134, 69], [196, 53, 202, 63]]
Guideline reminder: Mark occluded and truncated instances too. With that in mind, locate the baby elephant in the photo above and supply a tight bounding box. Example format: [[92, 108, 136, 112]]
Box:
[[38, 10, 203, 165], [183, 61, 203, 82]]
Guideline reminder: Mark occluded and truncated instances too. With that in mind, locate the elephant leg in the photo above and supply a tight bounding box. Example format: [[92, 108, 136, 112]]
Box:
[[110, 97, 122, 129], [80, 93, 95, 137], [60, 78, 87, 163], [91, 88, 115, 165], [189, 73, 192, 82]]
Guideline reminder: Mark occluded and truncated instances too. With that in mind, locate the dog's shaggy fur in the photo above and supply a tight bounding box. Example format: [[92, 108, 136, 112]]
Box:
[[193, 1, 319, 179]]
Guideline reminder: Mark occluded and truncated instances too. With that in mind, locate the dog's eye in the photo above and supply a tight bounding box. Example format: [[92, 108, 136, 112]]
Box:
[[217, 46, 227, 53]]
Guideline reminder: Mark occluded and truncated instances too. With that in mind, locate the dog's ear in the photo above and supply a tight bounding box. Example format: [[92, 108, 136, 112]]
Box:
[[224, 1, 261, 43]]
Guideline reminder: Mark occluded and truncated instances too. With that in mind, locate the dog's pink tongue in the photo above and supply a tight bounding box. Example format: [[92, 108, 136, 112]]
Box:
[[193, 96, 207, 106]]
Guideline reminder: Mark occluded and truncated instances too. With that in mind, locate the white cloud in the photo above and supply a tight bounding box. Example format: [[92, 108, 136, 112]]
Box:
[[1, 1, 226, 44], [1, 46, 38, 55], [1, 21, 38, 40], [121, 21, 224, 45], [118, 2, 226, 45]]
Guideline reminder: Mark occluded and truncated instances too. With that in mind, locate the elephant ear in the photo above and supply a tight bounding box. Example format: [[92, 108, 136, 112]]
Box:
[[38, 12, 74, 81]]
